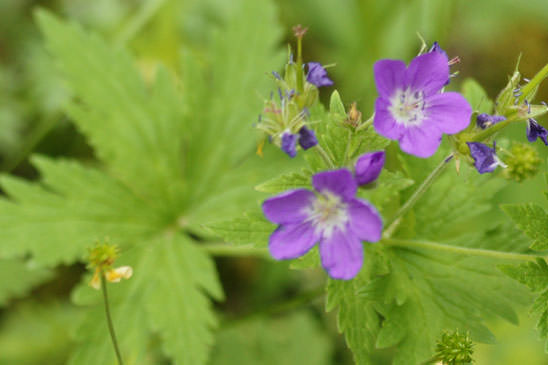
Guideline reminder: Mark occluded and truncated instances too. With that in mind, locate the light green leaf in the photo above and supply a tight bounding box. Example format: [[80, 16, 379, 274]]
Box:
[[462, 78, 493, 114], [501, 203, 548, 250], [255, 170, 312, 193], [205, 212, 274, 247], [0, 258, 53, 306]]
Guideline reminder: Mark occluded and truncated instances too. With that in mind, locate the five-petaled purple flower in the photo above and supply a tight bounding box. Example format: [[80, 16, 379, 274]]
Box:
[[467, 141, 505, 174], [373, 51, 472, 158], [477, 113, 506, 129], [306, 62, 334, 87], [526, 118, 548, 145], [262, 169, 383, 280]]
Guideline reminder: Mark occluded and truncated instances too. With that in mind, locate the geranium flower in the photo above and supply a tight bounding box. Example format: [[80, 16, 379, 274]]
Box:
[[262, 169, 382, 280], [526, 118, 548, 145], [373, 52, 472, 157], [467, 141, 506, 174], [306, 62, 334, 87]]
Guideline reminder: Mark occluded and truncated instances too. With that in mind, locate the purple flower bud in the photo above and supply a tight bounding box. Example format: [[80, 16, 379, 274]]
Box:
[[298, 126, 318, 150], [281, 132, 298, 158], [467, 141, 504, 174], [272, 71, 282, 80], [306, 62, 334, 87], [526, 119, 548, 145], [429, 41, 447, 58], [355, 151, 385, 186], [476, 113, 506, 129]]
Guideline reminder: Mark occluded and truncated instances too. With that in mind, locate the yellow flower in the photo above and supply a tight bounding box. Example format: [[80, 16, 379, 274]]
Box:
[[90, 266, 133, 290]]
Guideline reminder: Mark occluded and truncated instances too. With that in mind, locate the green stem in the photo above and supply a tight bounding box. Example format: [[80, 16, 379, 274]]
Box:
[[100, 271, 124, 365], [383, 154, 452, 238], [383, 238, 539, 262], [315, 144, 336, 169], [342, 130, 352, 166], [296, 36, 304, 94], [471, 118, 515, 142], [356, 113, 374, 132], [115, 0, 167, 45], [202, 243, 270, 258]]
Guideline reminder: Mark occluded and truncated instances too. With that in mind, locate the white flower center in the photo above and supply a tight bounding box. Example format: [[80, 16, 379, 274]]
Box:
[[305, 191, 348, 238], [389, 88, 427, 127]]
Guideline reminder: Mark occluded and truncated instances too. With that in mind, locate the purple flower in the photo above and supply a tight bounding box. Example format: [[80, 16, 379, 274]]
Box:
[[306, 62, 334, 87], [355, 151, 385, 186], [467, 141, 505, 174], [281, 132, 298, 158], [429, 41, 447, 58], [298, 126, 318, 149], [373, 52, 472, 157], [262, 169, 383, 280], [477, 113, 506, 129], [526, 118, 548, 145]]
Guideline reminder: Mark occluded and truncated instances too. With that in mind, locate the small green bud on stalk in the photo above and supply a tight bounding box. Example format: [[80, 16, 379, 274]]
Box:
[[502, 143, 542, 182]]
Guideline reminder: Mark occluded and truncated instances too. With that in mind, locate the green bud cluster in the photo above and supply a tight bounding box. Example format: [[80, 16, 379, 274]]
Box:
[[88, 241, 119, 270], [502, 142, 542, 182], [434, 330, 474, 365]]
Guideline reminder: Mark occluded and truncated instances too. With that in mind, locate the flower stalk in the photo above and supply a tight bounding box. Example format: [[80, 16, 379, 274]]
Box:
[[100, 270, 124, 365]]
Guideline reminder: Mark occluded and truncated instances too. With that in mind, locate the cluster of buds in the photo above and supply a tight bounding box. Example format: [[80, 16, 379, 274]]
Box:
[[88, 241, 133, 290], [433, 330, 474, 365], [502, 142, 542, 182], [256, 25, 333, 158]]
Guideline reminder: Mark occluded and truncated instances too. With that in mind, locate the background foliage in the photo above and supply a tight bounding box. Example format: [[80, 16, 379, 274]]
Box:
[[1, 0, 548, 364]]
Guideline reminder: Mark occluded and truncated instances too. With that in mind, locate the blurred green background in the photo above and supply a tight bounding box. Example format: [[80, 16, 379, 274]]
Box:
[[1, 0, 548, 363]]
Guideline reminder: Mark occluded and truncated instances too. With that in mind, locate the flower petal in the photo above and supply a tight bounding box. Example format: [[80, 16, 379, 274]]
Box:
[[425, 92, 472, 134], [373, 97, 406, 140], [306, 62, 334, 87], [262, 189, 315, 224], [319, 226, 363, 280], [269, 222, 319, 260], [312, 169, 356, 200], [399, 124, 443, 158], [281, 132, 298, 158], [467, 142, 499, 174], [374, 59, 407, 99], [298, 126, 318, 149], [405, 52, 449, 96], [354, 151, 385, 186], [347, 198, 383, 242]]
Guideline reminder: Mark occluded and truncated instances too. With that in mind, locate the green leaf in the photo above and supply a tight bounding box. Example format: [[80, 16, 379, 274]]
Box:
[[255, 169, 312, 193], [461, 78, 493, 114], [501, 203, 548, 250], [210, 312, 332, 365], [358, 170, 414, 213], [0, 258, 53, 306], [205, 212, 274, 247], [329, 90, 346, 117], [500, 259, 548, 352]]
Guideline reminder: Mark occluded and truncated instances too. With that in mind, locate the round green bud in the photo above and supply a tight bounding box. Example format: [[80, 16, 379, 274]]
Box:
[[502, 142, 542, 182], [434, 330, 474, 365]]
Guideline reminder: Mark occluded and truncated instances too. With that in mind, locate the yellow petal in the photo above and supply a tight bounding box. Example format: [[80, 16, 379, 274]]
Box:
[[106, 266, 133, 283]]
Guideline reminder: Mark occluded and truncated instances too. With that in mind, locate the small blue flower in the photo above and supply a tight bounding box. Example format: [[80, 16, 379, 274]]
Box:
[[306, 62, 334, 87], [281, 132, 298, 158], [467, 141, 505, 174], [298, 126, 318, 150], [526, 118, 548, 145], [476, 113, 506, 129]]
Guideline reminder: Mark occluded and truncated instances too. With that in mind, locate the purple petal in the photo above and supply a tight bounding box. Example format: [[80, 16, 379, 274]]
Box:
[[347, 198, 383, 242], [262, 189, 315, 224], [399, 124, 443, 158], [373, 59, 407, 99], [424, 92, 472, 134], [405, 52, 449, 96], [319, 226, 363, 280], [477, 113, 506, 129], [312, 169, 357, 200], [355, 151, 385, 186], [527, 119, 548, 145], [466, 142, 498, 174], [373, 97, 406, 140], [269, 222, 319, 260], [281, 132, 298, 158], [306, 62, 334, 87], [298, 126, 318, 149]]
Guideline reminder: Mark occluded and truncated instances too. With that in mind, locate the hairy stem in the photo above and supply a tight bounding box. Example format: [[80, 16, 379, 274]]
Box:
[[383, 154, 453, 237], [315, 144, 336, 169], [202, 243, 270, 258], [383, 238, 539, 262], [100, 271, 124, 365]]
